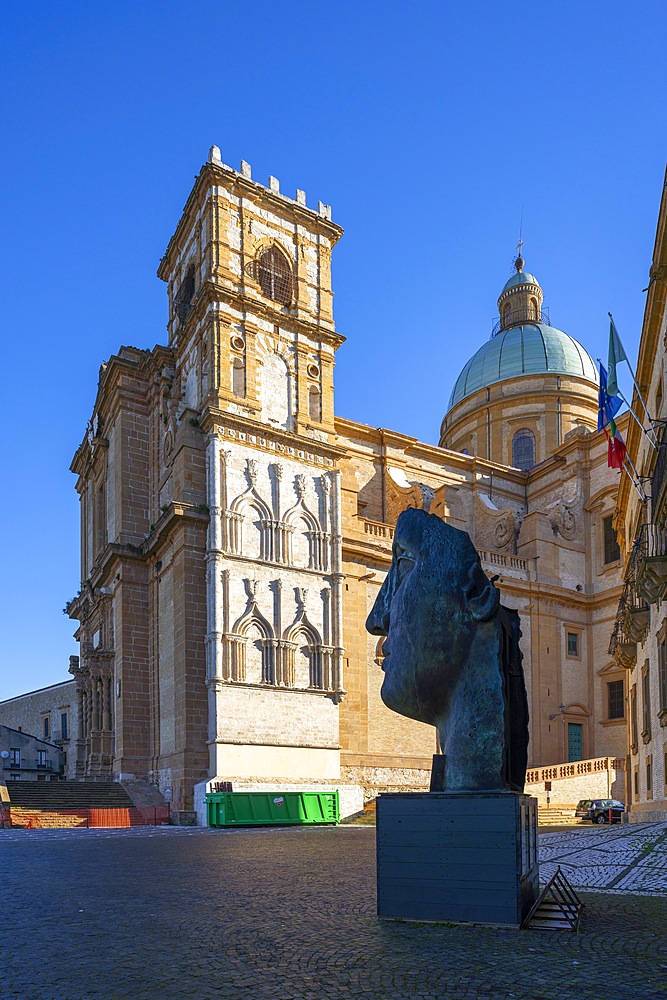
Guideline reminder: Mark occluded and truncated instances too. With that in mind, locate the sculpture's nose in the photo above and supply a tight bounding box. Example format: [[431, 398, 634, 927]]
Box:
[[366, 591, 390, 636]]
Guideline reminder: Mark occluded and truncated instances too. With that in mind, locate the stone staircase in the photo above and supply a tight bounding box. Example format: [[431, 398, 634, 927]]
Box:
[[5, 781, 135, 809], [537, 803, 584, 826], [4, 781, 143, 828]]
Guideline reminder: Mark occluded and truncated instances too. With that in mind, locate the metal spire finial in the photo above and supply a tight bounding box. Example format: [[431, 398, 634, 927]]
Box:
[[515, 208, 524, 272]]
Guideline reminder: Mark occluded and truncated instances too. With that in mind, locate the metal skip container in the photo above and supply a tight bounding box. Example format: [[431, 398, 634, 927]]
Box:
[[206, 790, 340, 827]]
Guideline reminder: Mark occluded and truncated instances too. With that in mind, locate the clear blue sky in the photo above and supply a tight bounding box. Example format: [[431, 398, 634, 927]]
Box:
[[1, 2, 665, 700]]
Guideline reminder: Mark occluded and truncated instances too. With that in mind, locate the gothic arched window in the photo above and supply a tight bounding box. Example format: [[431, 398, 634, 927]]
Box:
[[257, 246, 292, 305], [512, 428, 536, 471]]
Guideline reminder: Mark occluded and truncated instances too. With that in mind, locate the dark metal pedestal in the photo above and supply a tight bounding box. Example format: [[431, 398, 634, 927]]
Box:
[[376, 791, 539, 927]]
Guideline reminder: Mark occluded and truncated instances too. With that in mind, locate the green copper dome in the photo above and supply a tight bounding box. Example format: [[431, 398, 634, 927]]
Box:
[[447, 322, 598, 410]]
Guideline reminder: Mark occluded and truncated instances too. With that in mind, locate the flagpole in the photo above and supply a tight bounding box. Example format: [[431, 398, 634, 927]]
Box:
[[617, 391, 658, 450], [620, 453, 648, 504], [608, 312, 659, 445], [596, 358, 658, 450]]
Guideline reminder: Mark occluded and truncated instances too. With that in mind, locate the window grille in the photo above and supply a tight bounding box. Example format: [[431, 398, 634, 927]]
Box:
[[174, 265, 196, 323], [512, 428, 535, 471], [254, 246, 292, 305]]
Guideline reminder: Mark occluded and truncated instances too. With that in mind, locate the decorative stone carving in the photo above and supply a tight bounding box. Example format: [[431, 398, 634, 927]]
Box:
[[295, 474, 307, 498], [246, 458, 259, 486], [473, 493, 517, 552], [549, 502, 577, 540]]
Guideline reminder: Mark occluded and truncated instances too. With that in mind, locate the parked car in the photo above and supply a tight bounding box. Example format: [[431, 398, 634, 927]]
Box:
[[589, 799, 624, 824], [575, 799, 593, 818]]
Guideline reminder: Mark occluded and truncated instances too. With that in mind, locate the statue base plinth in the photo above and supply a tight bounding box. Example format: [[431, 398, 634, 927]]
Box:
[[376, 791, 539, 927]]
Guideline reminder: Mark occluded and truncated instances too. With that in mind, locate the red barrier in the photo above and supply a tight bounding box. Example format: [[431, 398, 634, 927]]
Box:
[[7, 806, 170, 829]]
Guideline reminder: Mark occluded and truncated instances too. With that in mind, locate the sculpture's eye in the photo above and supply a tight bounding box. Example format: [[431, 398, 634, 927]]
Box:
[[393, 544, 415, 584]]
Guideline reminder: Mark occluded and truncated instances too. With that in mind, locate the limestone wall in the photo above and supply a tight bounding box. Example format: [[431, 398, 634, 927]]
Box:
[[0, 682, 76, 779]]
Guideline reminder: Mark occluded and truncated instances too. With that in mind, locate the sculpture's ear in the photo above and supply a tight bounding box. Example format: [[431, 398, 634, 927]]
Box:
[[464, 560, 500, 621]]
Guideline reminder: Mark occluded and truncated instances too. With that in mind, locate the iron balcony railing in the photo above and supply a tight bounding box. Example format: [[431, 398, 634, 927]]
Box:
[[491, 308, 551, 337], [635, 522, 667, 604]]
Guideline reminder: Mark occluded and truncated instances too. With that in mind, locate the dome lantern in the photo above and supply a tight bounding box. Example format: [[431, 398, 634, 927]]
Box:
[[496, 256, 544, 333]]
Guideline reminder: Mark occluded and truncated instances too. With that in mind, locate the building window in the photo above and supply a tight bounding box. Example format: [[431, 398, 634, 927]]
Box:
[[232, 358, 246, 397], [634, 766, 639, 796], [256, 246, 292, 305], [512, 428, 535, 471], [646, 755, 653, 800], [43, 715, 50, 740], [659, 638, 667, 716], [642, 664, 652, 743], [61, 713, 68, 740], [8, 773, 20, 781], [174, 264, 196, 323], [607, 680, 625, 720], [9, 748, 20, 767], [567, 632, 579, 657], [603, 515, 620, 564], [308, 386, 322, 423], [631, 684, 638, 752], [37, 750, 48, 768]]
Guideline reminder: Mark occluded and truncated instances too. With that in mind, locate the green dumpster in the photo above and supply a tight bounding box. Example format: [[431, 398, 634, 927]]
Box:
[[206, 790, 339, 827]]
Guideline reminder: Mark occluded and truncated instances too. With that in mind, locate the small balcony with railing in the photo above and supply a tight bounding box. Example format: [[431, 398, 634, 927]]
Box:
[[634, 522, 667, 604], [491, 307, 551, 338]]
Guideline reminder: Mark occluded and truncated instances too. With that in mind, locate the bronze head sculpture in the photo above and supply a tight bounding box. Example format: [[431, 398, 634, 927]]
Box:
[[366, 507, 529, 793]]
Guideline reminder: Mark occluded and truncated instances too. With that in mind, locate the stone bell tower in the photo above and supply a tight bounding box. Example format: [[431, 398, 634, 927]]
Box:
[[157, 147, 348, 795]]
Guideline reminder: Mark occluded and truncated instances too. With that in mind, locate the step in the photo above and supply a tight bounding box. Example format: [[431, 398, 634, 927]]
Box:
[[5, 781, 135, 809]]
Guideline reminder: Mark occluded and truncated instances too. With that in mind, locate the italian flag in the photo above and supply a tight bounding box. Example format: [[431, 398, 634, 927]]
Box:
[[605, 415, 626, 469]]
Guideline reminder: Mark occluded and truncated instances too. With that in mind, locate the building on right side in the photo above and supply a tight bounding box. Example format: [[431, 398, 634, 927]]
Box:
[[614, 163, 667, 822]]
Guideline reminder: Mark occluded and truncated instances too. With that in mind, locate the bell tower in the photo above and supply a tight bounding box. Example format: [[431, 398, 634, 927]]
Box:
[[157, 148, 349, 792]]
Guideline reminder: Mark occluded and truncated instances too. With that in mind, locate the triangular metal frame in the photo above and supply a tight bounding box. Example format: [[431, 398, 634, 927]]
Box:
[[523, 866, 583, 931]]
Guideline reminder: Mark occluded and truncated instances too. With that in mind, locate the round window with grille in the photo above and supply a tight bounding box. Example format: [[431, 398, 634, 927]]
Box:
[[256, 246, 293, 305]]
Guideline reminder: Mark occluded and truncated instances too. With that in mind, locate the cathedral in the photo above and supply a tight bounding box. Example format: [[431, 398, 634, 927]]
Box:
[[65, 148, 625, 821]]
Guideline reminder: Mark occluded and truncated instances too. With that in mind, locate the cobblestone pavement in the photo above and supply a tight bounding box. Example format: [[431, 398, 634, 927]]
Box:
[[2, 823, 666, 1000]]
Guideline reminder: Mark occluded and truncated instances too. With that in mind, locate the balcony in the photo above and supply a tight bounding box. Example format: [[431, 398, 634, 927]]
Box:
[[491, 308, 551, 337], [609, 590, 638, 669], [623, 589, 650, 644], [635, 523, 667, 604]]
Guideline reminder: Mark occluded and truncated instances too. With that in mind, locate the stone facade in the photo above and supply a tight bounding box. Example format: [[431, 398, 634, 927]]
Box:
[[0, 681, 76, 779], [0, 725, 64, 782], [63, 149, 627, 818], [614, 165, 667, 822]]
